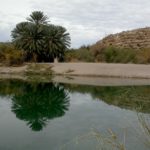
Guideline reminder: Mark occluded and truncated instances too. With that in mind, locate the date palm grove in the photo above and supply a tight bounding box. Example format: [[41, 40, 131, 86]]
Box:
[[11, 11, 71, 62]]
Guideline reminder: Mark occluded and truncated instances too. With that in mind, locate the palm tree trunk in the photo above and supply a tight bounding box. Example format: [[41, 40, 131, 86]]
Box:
[[54, 57, 58, 63], [33, 53, 37, 62]]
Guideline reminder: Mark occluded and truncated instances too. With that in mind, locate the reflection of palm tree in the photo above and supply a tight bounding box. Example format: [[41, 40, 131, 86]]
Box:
[[11, 83, 69, 131]]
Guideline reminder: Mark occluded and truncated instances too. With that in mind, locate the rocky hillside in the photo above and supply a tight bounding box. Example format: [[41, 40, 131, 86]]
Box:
[[92, 27, 150, 50], [66, 27, 150, 63]]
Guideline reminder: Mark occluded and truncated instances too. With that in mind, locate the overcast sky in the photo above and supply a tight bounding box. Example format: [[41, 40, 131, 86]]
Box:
[[0, 0, 150, 48]]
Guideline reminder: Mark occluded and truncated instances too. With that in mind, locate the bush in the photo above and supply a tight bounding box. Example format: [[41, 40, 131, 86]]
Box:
[[4, 50, 25, 66], [99, 46, 137, 63], [64, 50, 78, 62], [136, 49, 150, 64], [76, 48, 94, 62], [0, 43, 25, 66], [65, 46, 94, 62]]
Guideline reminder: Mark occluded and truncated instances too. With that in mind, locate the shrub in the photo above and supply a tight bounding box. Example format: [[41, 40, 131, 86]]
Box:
[[64, 50, 78, 62], [4, 50, 25, 66], [65, 46, 94, 62], [66, 46, 150, 64], [103, 47, 137, 63], [76, 48, 94, 62], [136, 49, 150, 64], [0, 43, 25, 66]]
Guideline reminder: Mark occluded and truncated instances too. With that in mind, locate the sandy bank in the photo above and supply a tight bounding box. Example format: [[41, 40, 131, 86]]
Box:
[[0, 63, 150, 78], [51, 63, 150, 78]]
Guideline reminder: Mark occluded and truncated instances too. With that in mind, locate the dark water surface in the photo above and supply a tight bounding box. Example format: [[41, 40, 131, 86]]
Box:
[[0, 79, 150, 150]]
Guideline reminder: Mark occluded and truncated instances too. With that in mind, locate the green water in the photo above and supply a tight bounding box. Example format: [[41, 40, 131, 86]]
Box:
[[0, 79, 150, 150]]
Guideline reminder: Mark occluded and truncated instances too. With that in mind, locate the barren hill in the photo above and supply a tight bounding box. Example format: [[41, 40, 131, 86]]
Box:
[[93, 27, 150, 50]]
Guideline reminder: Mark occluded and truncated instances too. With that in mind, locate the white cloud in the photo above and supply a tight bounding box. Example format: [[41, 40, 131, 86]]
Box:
[[0, 0, 150, 47]]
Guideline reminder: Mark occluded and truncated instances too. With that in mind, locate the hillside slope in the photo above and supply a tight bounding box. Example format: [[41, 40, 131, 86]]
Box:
[[92, 27, 150, 50], [89, 27, 150, 63]]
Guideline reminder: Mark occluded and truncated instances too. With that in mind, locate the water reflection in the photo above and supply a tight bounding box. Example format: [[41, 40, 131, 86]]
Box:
[[64, 84, 150, 113], [0, 79, 150, 131], [0, 80, 70, 131], [0, 79, 150, 149], [63, 84, 150, 149]]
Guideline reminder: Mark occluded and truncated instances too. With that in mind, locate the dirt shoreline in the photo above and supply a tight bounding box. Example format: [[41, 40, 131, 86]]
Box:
[[0, 63, 150, 78], [1, 74, 150, 86]]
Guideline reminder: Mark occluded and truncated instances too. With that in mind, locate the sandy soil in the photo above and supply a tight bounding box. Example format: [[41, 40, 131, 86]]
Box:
[[51, 63, 150, 78], [0, 63, 150, 78], [52, 76, 150, 86], [0, 65, 27, 74]]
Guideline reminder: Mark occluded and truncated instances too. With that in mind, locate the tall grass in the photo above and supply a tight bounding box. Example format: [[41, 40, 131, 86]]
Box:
[[60, 128, 126, 150], [137, 113, 150, 147]]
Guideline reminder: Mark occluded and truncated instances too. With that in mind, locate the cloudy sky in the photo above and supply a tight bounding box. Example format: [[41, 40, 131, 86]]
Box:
[[0, 0, 150, 48]]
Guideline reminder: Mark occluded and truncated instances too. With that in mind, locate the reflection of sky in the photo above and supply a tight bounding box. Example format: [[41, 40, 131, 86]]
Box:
[[1, 0, 150, 47], [0, 97, 11, 112], [69, 93, 92, 105]]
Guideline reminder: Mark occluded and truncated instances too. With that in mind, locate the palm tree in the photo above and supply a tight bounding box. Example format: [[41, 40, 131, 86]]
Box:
[[11, 11, 71, 62], [43, 25, 70, 61], [27, 11, 49, 25], [12, 23, 44, 51]]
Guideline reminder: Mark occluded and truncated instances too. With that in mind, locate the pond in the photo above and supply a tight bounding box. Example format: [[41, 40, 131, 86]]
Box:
[[0, 79, 150, 150]]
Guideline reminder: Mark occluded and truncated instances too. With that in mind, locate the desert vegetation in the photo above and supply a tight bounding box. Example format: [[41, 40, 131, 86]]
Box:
[[64, 45, 150, 64], [65, 45, 94, 62], [0, 11, 71, 66], [64, 27, 150, 63], [0, 42, 25, 66], [1, 12, 150, 65]]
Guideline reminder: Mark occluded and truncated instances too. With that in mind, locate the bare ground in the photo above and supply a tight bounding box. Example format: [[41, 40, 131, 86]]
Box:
[[51, 63, 150, 78], [0, 63, 150, 78]]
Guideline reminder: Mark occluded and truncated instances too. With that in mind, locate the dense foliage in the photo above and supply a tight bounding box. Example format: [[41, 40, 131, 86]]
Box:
[[64, 45, 150, 64], [92, 46, 137, 63], [11, 11, 71, 62], [65, 45, 94, 62]]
